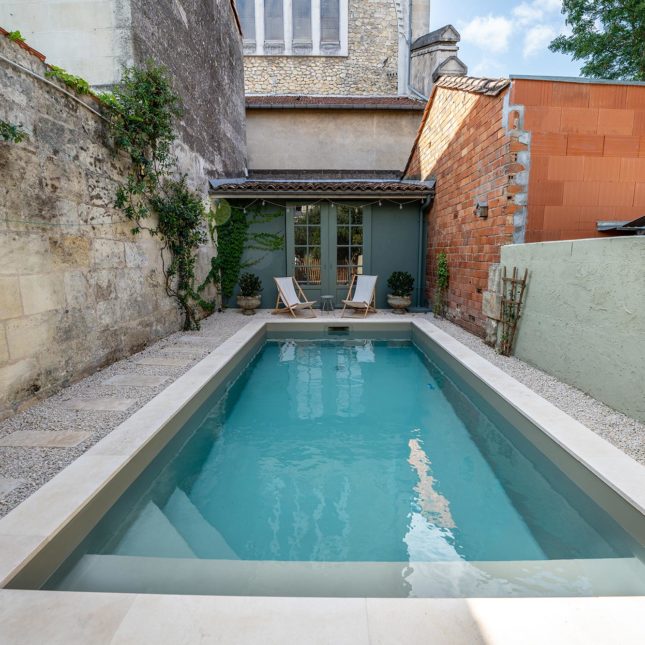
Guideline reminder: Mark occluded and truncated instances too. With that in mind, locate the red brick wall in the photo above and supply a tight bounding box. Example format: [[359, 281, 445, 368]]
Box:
[[405, 86, 516, 336], [513, 79, 645, 241]]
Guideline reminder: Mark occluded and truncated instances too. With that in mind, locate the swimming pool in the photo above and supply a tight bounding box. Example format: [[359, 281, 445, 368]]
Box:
[[37, 328, 645, 598]]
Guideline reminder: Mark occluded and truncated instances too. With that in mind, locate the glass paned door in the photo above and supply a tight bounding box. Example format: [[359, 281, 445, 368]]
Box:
[[287, 204, 370, 306]]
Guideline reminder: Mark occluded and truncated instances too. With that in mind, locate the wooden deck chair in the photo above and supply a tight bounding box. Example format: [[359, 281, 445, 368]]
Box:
[[341, 275, 377, 318], [273, 277, 317, 318]]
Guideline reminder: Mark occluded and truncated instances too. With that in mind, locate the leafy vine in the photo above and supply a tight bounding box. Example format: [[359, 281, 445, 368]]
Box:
[[0, 119, 28, 143], [107, 62, 208, 330], [44, 65, 92, 95], [432, 251, 449, 318], [200, 201, 284, 305]]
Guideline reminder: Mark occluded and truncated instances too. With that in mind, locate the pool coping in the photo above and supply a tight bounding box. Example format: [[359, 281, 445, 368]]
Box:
[[0, 317, 644, 643]]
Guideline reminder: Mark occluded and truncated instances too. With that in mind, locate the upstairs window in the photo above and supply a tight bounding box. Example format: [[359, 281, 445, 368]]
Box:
[[321, 0, 340, 44], [237, 0, 256, 43], [244, 0, 347, 56], [264, 0, 284, 42], [292, 0, 312, 44]]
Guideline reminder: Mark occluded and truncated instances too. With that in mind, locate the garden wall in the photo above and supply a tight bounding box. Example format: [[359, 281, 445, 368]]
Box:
[[502, 237, 645, 423], [0, 12, 245, 419]]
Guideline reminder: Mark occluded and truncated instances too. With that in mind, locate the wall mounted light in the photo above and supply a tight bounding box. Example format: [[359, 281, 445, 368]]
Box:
[[475, 201, 488, 219]]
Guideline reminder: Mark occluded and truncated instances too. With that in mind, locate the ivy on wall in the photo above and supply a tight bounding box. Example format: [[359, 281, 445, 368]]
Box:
[[0, 119, 28, 143], [200, 202, 284, 304], [107, 62, 209, 330], [44, 65, 92, 95], [432, 251, 449, 318]]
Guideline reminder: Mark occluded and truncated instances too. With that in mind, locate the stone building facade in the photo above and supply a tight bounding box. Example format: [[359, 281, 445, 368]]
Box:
[[243, 0, 401, 95]]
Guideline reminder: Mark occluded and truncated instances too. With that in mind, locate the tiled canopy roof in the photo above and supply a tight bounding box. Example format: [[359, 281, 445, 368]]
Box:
[[210, 178, 435, 199], [245, 95, 426, 110], [434, 75, 510, 96]]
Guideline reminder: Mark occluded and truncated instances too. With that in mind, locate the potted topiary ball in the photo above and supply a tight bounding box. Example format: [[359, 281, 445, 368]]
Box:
[[387, 271, 414, 314], [237, 272, 262, 315]]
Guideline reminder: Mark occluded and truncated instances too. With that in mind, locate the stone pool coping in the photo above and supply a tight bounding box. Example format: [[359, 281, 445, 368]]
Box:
[[0, 318, 644, 643]]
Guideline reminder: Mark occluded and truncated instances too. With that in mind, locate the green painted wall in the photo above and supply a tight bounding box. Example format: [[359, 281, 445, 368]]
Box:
[[370, 205, 422, 307], [237, 202, 422, 309]]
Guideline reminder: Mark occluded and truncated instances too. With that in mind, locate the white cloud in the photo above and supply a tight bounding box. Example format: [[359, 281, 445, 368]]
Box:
[[512, 0, 562, 26], [460, 15, 513, 54], [513, 3, 544, 26], [523, 24, 557, 57]]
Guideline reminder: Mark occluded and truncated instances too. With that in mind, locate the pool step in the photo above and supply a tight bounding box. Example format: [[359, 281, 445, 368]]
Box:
[[55, 555, 645, 598], [162, 489, 238, 560], [112, 501, 195, 559]]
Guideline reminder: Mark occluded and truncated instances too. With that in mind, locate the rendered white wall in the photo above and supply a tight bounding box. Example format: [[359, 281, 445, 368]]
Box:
[[502, 237, 645, 423], [0, 0, 133, 87]]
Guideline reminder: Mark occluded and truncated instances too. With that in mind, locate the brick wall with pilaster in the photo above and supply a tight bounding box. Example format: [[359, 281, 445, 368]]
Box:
[[406, 86, 519, 336]]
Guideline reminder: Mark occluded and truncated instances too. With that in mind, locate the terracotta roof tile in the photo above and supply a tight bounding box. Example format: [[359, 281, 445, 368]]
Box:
[[434, 75, 510, 96], [210, 178, 435, 198]]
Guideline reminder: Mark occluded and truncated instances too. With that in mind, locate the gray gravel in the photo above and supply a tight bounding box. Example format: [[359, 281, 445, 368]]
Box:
[[1, 310, 643, 518]]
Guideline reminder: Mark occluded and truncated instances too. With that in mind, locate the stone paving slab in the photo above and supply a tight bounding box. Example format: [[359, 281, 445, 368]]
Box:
[[60, 398, 136, 412], [0, 477, 23, 498], [102, 375, 168, 387], [0, 431, 91, 448], [134, 357, 191, 367]]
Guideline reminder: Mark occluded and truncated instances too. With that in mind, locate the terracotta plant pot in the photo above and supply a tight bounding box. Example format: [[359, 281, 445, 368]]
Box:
[[387, 294, 411, 314], [237, 295, 261, 315]]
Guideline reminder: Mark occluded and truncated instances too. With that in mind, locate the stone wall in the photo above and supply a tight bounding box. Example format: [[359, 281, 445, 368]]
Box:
[[244, 0, 399, 95], [406, 82, 525, 336], [0, 9, 245, 418], [131, 0, 247, 180], [501, 238, 645, 423]]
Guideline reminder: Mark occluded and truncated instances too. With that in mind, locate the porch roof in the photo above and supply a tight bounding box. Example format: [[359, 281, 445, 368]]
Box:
[[209, 177, 436, 199]]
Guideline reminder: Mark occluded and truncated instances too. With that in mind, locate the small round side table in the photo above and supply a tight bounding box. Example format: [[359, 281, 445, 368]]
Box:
[[321, 295, 335, 315]]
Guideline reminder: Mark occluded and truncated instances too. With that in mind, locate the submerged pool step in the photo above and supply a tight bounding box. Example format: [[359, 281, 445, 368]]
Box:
[[55, 555, 645, 598], [112, 501, 195, 559], [162, 489, 238, 560]]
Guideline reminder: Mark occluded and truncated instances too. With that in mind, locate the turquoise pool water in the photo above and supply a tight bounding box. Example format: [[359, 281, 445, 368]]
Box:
[[46, 338, 645, 597]]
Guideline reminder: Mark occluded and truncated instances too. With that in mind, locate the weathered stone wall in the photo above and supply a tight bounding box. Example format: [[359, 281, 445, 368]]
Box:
[[131, 0, 247, 180], [244, 0, 399, 95], [0, 7, 245, 418], [0, 36, 179, 418], [501, 238, 645, 423]]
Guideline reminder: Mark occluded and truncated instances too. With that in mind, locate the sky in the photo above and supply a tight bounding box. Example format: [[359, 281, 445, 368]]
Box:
[[431, 0, 582, 79]]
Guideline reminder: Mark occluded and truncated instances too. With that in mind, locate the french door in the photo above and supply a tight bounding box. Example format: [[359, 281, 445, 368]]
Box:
[[286, 203, 371, 306]]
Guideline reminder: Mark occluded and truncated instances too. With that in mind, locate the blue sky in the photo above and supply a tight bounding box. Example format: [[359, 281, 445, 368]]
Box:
[[431, 0, 582, 79]]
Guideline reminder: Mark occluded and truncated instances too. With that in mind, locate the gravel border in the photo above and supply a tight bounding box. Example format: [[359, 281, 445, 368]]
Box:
[[1, 310, 643, 518]]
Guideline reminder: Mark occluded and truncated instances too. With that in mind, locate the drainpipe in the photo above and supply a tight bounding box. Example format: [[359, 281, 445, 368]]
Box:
[[416, 194, 432, 308]]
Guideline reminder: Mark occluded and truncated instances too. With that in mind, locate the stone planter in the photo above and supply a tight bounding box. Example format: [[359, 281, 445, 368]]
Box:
[[237, 295, 261, 315], [387, 294, 412, 314]]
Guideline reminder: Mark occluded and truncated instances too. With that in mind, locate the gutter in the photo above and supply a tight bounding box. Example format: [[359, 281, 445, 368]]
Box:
[[245, 103, 424, 111]]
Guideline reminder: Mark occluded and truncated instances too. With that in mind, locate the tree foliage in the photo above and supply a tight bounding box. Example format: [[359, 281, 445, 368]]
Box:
[[550, 0, 645, 80]]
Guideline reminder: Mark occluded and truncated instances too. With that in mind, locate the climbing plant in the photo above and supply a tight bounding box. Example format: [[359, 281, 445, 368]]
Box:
[[44, 65, 92, 95], [0, 120, 28, 143], [432, 251, 449, 317], [107, 62, 207, 330], [200, 201, 284, 305]]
